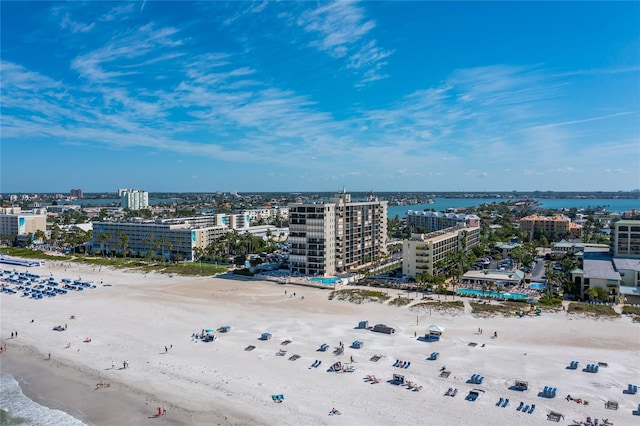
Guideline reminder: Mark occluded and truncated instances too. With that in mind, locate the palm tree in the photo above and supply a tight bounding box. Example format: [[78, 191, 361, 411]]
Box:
[[99, 232, 111, 257]]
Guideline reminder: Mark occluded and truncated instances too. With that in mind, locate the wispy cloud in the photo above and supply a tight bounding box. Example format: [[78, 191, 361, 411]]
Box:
[[297, 1, 392, 85]]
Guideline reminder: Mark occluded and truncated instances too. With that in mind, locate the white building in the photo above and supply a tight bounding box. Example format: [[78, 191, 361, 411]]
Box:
[[120, 189, 149, 210]]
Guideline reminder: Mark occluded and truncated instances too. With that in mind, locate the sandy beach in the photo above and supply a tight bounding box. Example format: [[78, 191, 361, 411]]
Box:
[[1, 261, 639, 426]]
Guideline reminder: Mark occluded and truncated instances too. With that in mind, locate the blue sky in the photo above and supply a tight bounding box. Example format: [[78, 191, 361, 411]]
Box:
[[1, 1, 639, 193]]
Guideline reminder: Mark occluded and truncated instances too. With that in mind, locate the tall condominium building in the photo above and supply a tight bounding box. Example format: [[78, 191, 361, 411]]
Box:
[[405, 210, 480, 232], [70, 188, 83, 199], [288, 192, 388, 277], [120, 189, 149, 210], [519, 213, 581, 241], [402, 225, 481, 278], [610, 219, 640, 258]]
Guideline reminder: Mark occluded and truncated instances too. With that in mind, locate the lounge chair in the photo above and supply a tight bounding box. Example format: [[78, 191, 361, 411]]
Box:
[[404, 361, 411, 369], [523, 405, 529, 413], [496, 397, 504, 407], [393, 360, 400, 367], [517, 401, 524, 411], [528, 404, 535, 414], [465, 390, 479, 402], [502, 398, 509, 408]]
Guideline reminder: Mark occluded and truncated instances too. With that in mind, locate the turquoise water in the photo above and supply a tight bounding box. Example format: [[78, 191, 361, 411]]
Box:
[[0, 373, 87, 426], [388, 197, 639, 218], [309, 277, 341, 285], [457, 288, 528, 301], [530, 283, 547, 290]]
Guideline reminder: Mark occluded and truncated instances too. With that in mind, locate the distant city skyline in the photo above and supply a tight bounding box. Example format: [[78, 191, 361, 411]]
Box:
[[1, 1, 638, 193]]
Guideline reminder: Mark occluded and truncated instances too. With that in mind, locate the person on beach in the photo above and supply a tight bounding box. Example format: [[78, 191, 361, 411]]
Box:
[[162, 405, 167, 415], [112, 360, 115, 369], [165, 346, 168, 353], [48, 353, 51, 360]]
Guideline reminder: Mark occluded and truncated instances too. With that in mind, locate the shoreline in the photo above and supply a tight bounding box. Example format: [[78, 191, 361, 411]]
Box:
[[0, 344, 241, 426]]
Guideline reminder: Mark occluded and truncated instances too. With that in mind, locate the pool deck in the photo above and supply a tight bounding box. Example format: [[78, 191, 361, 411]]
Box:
[[254, 273, 349, 290]]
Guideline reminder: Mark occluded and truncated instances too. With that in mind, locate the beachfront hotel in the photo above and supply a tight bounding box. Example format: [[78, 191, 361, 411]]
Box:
[[91, 216, 231, 261], [288, 191, 388, 277], [0, 207, 47, 245], [402, 225, 481, 278]]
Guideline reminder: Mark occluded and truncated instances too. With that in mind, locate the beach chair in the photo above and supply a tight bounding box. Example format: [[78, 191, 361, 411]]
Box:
[[319, 343, 329, 352], [451, 388, 458, 397], [465, 390, 480, 402], [393, 360, 400, 367], [633, 404, 640, 416], [523, 405, 529, 413], [517, 401, 524, 411], [624, 384, 638, 395], [528, 404, 535, 414], [445, 388, 453, 396], [404, 361, 411, 369], [496, 397, 504, 407], [502, 398, 509, 408]]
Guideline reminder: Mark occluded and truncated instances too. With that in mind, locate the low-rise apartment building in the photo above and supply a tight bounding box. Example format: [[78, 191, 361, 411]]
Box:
[[402, 225, 481, 278], [520, 213, 581, 240], [405, 211, 480, 232]]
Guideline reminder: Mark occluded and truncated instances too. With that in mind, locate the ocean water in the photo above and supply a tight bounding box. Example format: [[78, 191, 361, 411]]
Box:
[[388, 197, 640, 218], [0, 373, 87, 426]]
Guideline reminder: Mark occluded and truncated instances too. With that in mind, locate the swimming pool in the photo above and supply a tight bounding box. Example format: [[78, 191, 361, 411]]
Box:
[[457, 288, 528, 301], [309, 277, 341, 285], [529, 283, 547, 290]]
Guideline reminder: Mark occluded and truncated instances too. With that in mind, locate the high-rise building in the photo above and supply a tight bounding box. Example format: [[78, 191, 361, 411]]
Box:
[[70, 189, 83, 199], [120, 189, 149, 210], [610, 219, 640, 258], [288, 192, 388, 277]]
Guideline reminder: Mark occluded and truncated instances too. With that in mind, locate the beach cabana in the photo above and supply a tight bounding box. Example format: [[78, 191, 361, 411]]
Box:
[[426, 325, 445, 341], [358, 320, 369, 329], [260, 332, 272, 341], [351, 340, 363, 349], [372, 324, 395, 334]]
